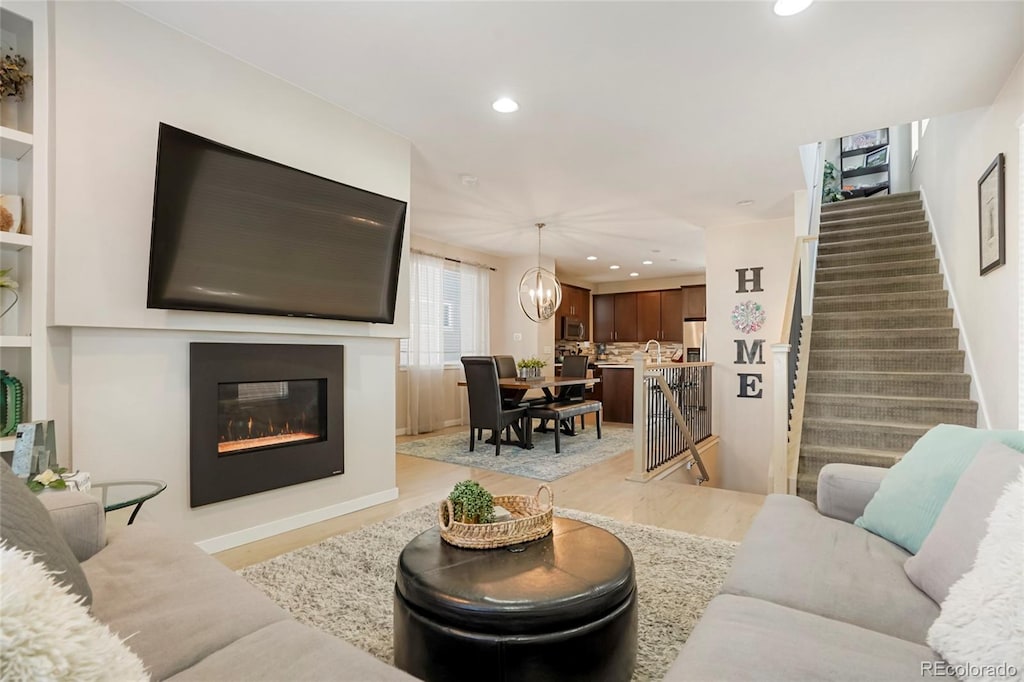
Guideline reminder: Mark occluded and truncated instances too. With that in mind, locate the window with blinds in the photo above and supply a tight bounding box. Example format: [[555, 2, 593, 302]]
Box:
[[400, 260, 483, 366]]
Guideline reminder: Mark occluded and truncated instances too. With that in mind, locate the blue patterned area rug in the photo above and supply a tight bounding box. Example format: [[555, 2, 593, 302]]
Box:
[[397, 424, 634, 481]]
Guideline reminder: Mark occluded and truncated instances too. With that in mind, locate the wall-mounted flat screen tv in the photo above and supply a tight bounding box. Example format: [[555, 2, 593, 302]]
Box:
[[147, 123, 407, 323]]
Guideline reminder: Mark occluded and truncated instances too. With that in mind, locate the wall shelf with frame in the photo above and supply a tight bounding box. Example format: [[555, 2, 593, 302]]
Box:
[[840, 129, 891, 200], [0, 2, 51, 454]]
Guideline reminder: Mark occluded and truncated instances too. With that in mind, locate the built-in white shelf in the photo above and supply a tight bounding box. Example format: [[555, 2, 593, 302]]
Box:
[[0, 435, 15, 452], [0, 232, 32, 252], [0, 335, 31, 347], [0, 125, 33, 161]]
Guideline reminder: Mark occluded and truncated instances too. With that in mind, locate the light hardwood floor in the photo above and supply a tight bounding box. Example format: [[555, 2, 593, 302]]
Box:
[[214, 425, 765, 570]]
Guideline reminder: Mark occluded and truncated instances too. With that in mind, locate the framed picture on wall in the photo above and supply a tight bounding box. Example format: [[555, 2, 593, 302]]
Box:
[[865, 147, 888, 167], [977, 153, 1005, 276]]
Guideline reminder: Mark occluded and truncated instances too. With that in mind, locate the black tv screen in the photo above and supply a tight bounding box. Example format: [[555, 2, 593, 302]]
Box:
[[147, 123, 407, 323]]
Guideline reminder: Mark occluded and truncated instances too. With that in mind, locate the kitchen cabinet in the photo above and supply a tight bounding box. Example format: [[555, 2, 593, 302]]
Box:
[[593, 292, 637, 342], [613, 293, 638, 342], [593, 294, 616, 342], [635, 289, 685, 341], [557, 284, 591, 336], [597, 367, 634, 423], [683, 285, 706, 320]]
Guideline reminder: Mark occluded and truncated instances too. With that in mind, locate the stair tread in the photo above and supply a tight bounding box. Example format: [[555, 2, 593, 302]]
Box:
[[810, 348, 962, 355], [808, 370, 970, 378], [819, 233, 931, 249], [818, 244, 934, 259], [813, 309, 952, 318], [821, 204, 922, 220], [815, 272, 942, 286]]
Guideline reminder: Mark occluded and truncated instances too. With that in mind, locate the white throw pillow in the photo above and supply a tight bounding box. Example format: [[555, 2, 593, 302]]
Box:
[[0, 543, 149, 681], [927, 467, 1024, 682]]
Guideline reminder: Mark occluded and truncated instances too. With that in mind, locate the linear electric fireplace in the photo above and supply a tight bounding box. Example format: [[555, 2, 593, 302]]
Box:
[[190, 343, 344, 507]]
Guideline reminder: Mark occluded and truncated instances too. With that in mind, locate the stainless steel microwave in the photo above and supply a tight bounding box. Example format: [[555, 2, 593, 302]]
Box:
[[561, 317, 586, 341]]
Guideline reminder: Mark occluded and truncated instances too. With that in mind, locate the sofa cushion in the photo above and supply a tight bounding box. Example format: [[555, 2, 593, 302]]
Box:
[[721, 494, 939, 643], [664, 595, 941, 682], [905, 441, 1024, 604], [0, 460, 93, 606], [167, 620, 415, 682], [82, 523, 287, 680], [855, 425, 1024, 554]]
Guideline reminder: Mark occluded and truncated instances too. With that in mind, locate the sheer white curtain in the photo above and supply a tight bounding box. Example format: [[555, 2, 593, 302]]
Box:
[[406, 253, 446, 435], [458, 262, 491, 427]]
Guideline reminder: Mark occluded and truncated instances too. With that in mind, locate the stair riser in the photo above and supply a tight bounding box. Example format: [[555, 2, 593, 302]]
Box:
[[818, 246, 935, 268], [820, 201, 922, 222], [814, 275, 944, 297], [815, 259, 940, 282], [814, 310, 953, 331], [819, 221, 929, 243], [809, 353, 964, 373], [822, 210, 926, 231], [813, 292, 948, 314], [806, 375, 971, 399], [821, 192, 920, 213], [804, 401, 977, 427], [818, 233, 932, 256], [802, 424, 925, 452], [799, 449, 900, 470], [810, 331, 960, 351]]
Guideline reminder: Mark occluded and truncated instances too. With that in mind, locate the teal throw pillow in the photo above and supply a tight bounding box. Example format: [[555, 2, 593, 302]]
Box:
[[855, 424, 1024, 554]]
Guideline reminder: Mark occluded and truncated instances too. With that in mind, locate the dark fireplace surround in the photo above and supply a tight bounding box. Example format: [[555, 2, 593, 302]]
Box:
[[190, 343, 344, 507]]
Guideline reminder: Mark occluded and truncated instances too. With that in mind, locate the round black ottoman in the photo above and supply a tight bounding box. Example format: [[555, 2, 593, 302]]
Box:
[[393, 516, 637, 682]]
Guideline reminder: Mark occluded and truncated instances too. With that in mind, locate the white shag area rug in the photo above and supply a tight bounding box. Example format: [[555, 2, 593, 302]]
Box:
[[240, 505, 737, 681]]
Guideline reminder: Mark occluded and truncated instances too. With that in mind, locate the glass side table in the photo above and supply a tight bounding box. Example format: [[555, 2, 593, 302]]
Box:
[[88, 480, 167, 525]]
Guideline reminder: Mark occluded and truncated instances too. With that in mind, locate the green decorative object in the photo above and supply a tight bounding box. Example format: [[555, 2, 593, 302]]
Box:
[[822, 160, 844, 204], [27, 467, 68, 493], [448, 480, 495, 524], [1, 370, 24, 437]]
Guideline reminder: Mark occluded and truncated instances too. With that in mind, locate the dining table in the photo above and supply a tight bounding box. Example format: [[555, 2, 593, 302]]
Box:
[[457, 376, 601, 448]]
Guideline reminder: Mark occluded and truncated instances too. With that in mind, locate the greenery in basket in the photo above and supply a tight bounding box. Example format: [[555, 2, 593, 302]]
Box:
[[28, 468, 68, 493], [1, 48, 32, 101], [822, 160, 844, 204], [448, 480, 495, 524], [516, 357, 547, 370]]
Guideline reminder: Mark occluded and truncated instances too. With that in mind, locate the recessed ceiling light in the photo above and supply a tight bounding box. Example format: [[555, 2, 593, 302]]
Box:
[[586, 256, 598, 261], [670, 258, 678, 262], [773, 0, 813, 16], [609, 265, 620, 270], [642, 260, 653, 265], [651, 249, 661, 253], [492, 97, 519, 113], [737, 199, 755, 206], [629, 272, 639, 277]]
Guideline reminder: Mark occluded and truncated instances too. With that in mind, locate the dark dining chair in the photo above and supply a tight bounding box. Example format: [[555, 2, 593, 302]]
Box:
[[542, 354, 590, 434], [461, 356, 531, 456]]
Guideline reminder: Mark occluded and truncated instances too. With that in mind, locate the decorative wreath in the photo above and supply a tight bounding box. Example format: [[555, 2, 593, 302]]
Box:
[[731, 300, 766, 334]]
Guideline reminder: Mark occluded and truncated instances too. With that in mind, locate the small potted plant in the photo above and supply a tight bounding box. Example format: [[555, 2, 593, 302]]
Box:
[[28, 468, 68, 493], [516, 357, 546, 380], [447, 480, 494, 524]]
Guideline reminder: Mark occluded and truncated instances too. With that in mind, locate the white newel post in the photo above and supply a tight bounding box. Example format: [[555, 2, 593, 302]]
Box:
[[770, 343, 791, 494], [632, 352, 646, 479]]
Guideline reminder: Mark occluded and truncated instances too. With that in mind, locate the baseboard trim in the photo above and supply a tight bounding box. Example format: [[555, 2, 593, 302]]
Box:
[[396, 419, 462, 438], [918, 186, 991, 428], [195, 487, 400, 554]]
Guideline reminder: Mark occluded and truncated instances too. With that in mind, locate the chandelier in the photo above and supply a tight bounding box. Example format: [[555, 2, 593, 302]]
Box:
[[518, 223, 562, 322]]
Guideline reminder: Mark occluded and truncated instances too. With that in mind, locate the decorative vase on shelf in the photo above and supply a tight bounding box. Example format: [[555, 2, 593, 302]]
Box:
[[0, 195, 23, 233]]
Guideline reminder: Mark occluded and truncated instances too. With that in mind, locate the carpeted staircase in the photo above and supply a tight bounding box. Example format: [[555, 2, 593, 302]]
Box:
[[796, 191, 978, 502]]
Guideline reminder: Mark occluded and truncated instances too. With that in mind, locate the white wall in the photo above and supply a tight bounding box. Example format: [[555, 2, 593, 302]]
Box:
[[705, 218, 794, 494], [52, 1, 410, 340], [594, 274, 705, 294], [52, 2, 411, 547], [912, 56, 1023, 429]]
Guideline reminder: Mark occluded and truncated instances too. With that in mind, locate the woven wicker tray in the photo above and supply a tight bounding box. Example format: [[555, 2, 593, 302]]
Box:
[[438, 484, 554, 549]]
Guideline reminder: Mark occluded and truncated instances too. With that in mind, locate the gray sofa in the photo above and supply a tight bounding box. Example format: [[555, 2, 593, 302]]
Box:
[[665, 463, 943, 681], [15, 486, 414, 681]]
